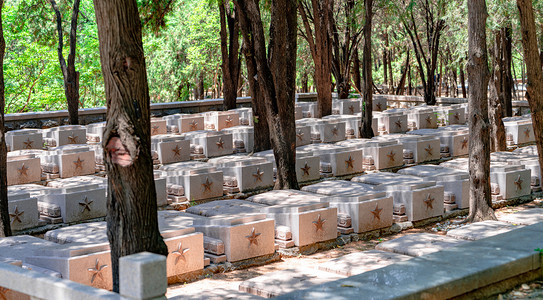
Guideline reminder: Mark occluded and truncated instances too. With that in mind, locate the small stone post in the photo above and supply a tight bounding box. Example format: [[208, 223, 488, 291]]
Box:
[[119, 252, 167, 300]]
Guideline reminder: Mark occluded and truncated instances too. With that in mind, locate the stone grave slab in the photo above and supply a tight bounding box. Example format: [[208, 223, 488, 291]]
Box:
[[151, 135, 190, 164], [25, 243, 113, 290], [373, 96, 387, 111], [489, 165, 531, 200], [43, 125, 87, 147], [446, 220, 519, 241], [498, 208, 543, 225], [296, 102, 317, 118], [6, 129, 43, 151], [378, 109, 408, 134], [181, 206, 275, 262], [0, 235, 58, 262], [38, 184, 107, 223], [45, 222, 109, 244], [294, 125, 312, 147], [435, 105, 466, 126], [247, 190, 337, 246], [183, 131, 234, 158], [375, 233, 469, 257], [317, 250, 412, 276], [239, 267, 345, 298], [39, 145, 96, 178], [222, 126, 254, 153], [230, 107, 254, 126], [207, 156, 273, 192], [296, 118, 346, 143], [85, 122, 106, 144], [407, 107, 437, 130], [504, 117, 534, 146], [168, 114, 205, 133], [204, 111, 240, 131], [150, 118, 168, 136], [161, 162, 223, 201], [436, 128, 469, 157], [332, 99, 361, 115], [360, 140, 404, 170], [398, 165, 469, 209], [6, 154, 41, 185], [298, 144, 363, 176], [253, 150, 321, 183], [161, 229, 205, 278], [323, 115, 361, 139], [352, 173, 444, 222], [7, 191, 39, 231]]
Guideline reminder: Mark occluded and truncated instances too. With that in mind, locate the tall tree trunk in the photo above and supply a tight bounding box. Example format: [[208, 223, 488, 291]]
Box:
[[50, 0, 81, 125], [360, 0, 373, 138], [0, 0, 11, 238], [298, 0, 333, 118], [502, 25, 513, 117], [396, 49, 410, 95], [466, 0, 496, 222], [353, 48, 361, 91], [460, 65, 467, 98], [235, 0, 298, 189], [93, 0, 168, 291], [219, 0, 241, 110], [488, 30, 507, 152], [517, 0, 543, 192], [383, 35, 388, 89]]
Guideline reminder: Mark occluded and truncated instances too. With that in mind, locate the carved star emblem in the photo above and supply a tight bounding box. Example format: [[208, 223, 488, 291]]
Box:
[[23, 138, 34, 149], [246, 227, 261, 246], [312, 214, 326, 232], [189, 120, 198, 131], [348, 105, 355, 114], [172, 145, 182, 158], [524, 128, 531, 138], [88, 259, 108, 284], [296, 130, 304, 141], [73, 157, 84, 170], [18, 163, 29, 177], [424, 194, 434, 210], [9, 206, 24, 224], [425, 145, 433, 157], [345, 156, 354, 169], [454, 112, 460, 121], [151, 124, 160, 135], [425, 115, 432, 125], [461, 138, 468, 150], [79, 197, 93, 212], [216, 137, 225, 150], [171, 242, 190, 264], [395, 119, 402, 129], [386, 151, 395, 163], [202, 177, 213, 192], [514, 175, 523, 190], [67, 132, 78, 144], [224, 115, 234, 127], [301, 162, 311, 176], [332, 126, 339, 136], [371, 204, 383, 220], [252, 168, 264, 182], [376, 102, 383, 110]]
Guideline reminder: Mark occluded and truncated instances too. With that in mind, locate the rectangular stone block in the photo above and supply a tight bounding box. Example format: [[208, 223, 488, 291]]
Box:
[[7, 156, 41, 185], [150, 119, 168, 135], [152, 135, 191, 164], [164, 231, 204, 278], [208, 156, 274, 192], [6, 129, 43, 151], [43, 125, 87, 147], [8, 191, 39, 231], [204, 111, 240, 131], [38, 184, 107, 223]]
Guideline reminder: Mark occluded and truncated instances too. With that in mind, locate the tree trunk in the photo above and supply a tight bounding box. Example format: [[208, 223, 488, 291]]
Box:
[[396, 49, 410, 95], [93, 0, 168, 291], [517, 0, 543, 194], [383, 36, 388, 89], [50, 0, 81, 125], [488, 30, 507, 152], [502, 26, 513, 117], [0, 0, 10, 238], [353, 48, 361, 91], [360, 0, 373, 138], [235, 0, 298, 189], [298, 0, 333, 118], [460, 65, 467, 98], [466, 0, 496, 222], [219, 0, 241, 110]]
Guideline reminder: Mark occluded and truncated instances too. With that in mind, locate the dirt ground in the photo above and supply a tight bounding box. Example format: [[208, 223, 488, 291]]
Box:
[[166, 199, 543, 299]]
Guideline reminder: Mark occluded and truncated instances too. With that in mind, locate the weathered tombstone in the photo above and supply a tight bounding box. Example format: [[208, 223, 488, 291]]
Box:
[[378, 109, 408, 134], [253, 149, 321, 183], [503, 117, 535, 146], [38, 184, 107, 223], [435, 104, 466, 126], [230, 108, 254, 126], [151, 135, 191, 164], [207, 156, 274, 192], [372, 96, 388, 111], [294, 125, 312, 147], [161, 162, 224, 201], [85, 122, 106, 144], [7, 191, 40, 231], [407, 107, 438, 130], [204, 111, 240, 130], [43, 125, 87, 147], [296, 118, 347, 143], [40, 145, 96, 178], [150, 118, 168, 136], [323, 115, 361, 139], [6, 153, 41, 185], [375, 134, 441, 164], [183, 130, 234, 158], [298, 144, 363, 176], [164, 114, 205, 134], [222, 126, 254, 153], [489, 165, 531, 200], [332, 99, 361, 115], [5, 129, 43, 151]]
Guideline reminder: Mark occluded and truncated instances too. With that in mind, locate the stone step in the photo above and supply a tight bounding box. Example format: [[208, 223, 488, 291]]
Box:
[[316, 250, 412, 276], [375, 232, 469, 257], [498, 207, 543, 225], [446, 220, 520, 241]]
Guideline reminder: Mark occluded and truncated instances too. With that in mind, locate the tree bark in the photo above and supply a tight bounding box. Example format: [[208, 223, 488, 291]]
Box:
[[50, 0, 80, 125], [517, 0, 543, 194], [396, 49, 410, 95], [0, 0, 11, 238], [502, 25, 513, 117], [466, 0, 496, 222], [298, 0, 333, 118], [235, 0, 299, 189], [93, 0, 168, 291], [219, 0, 241, 110], [488, 30, 507, 152], [352, 48, 361, 91], [460, 65, 467, 98], [360, 0, 373, 138]]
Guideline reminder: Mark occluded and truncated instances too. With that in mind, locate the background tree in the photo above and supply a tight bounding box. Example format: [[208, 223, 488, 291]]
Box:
[[298, 0, 333, 117], [93, 0, 168, 291], [49, 0, 81, 125], [0, 0, 11, 238], [219, 0, 241, 110], [235, 0, 299, 189], [516, 0, 543, 192], [466, 0, 496, 222], [359, 0, 374, 138]]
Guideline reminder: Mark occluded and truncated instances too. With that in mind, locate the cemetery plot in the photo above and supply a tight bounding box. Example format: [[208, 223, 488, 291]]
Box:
[[377, 109, 408, 134], [253, 150, 321, 183], [207, 156, 274, 192], [6, 129, 43, 151], [43, 125, 87, 147], [222, 126, 254, 153], [297, 144, 363, 176], [6, 154, 41, 185], [151, 135, 191, 164], [204, 111, 240, 131], [183, 131, 234, 158]]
